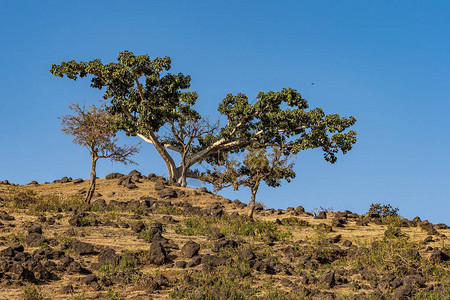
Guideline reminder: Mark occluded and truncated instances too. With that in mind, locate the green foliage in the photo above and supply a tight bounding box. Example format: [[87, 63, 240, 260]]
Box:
[[352, 235, 422, 276], [52, 51, 357, 185], [4, 188, 84, 213], [174, 213, 291, 241], [107, 288, 121, 300], [23, 285, 45, 300]]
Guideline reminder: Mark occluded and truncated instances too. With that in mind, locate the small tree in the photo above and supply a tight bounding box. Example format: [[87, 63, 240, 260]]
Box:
[[204, 147, 296, 220], [61, 102, 140, 203]]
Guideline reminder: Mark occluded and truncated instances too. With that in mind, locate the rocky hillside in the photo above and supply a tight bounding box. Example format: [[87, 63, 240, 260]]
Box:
[[0, 171, 449, 299]]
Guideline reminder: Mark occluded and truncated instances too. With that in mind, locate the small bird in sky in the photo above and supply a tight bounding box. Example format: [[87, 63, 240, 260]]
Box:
[[311, 83, 315, 85]]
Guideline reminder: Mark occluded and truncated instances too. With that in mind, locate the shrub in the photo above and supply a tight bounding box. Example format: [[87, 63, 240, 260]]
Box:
[[368, 203, 399, 217]]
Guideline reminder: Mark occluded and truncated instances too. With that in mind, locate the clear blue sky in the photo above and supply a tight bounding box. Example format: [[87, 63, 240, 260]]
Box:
[[1, 1, 449, 223]]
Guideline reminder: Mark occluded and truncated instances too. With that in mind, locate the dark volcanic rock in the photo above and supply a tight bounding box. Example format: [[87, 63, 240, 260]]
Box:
[[314, 211, 327, 219], [72, 240, 95, 255], [73, 178, 84, 184], [25, 233, 47, 247], [0, 210, 15, 221], [27, 225, 43, 235], [131, 221, 146, 233], [211, 239, 238, 252], [98, 248, 120, 266], [319, 270, 335, 288], [149, 241, 167, 265], [181, 240, 200, 258], [430, 248, 450, 264], [158, 188, 177, 199], [233, 199, 247, 209], [106, 172, 123, 179]]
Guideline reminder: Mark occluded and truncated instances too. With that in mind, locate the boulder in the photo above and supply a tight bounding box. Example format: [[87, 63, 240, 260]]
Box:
[[98, 248, 120, 266], [181, 241, 200, 258], [106, 172, 123, 179], [72, 240, 94, 255], [318, 269, 335, 288], [157, 188, 177, 199], [149, 241, 167, 265], [25, 233, 47, 247]]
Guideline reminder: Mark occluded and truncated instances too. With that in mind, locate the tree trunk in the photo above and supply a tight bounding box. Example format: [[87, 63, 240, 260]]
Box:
[[85, 156, 98, 204], [137, 132, 179, 182], [247, 183, 260, 220]]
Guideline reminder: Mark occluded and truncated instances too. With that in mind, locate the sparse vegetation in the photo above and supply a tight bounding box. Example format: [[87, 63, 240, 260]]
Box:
[[0, 178, 448, 299]]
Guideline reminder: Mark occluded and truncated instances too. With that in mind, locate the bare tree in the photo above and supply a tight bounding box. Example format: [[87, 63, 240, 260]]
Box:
[[61, 102, 140, 203]]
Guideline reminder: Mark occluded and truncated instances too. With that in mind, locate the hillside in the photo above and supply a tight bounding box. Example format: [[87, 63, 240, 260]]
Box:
[[0, 172, 449, 299]]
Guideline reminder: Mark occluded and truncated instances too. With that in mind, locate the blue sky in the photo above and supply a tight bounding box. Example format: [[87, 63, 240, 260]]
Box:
[[1, 1, 449, 223]]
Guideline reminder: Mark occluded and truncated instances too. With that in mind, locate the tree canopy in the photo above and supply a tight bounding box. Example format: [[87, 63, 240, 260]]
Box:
[[51, 50, 357, 186]]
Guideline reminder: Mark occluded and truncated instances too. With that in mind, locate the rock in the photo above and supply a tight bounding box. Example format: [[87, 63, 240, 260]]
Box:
[[25, 233, 47, 247], [342, 240, 353, 247], [82, 274, 97, 284], [187, 255, 202, 267], [99, 276, 113, 287], [420, 223, 439, 235], [92, 198, 106, 207], [356, 217, 369, 226], [319, 270, 335, 288], [403, 274, 426, 287], [424, 236, 433, 243], [0, 245, 23, 257], [98, 248, 120, 266], [68, 213, 89, 227], [327, 235, 342, 244], [149, 241, 167, 265], [314, 211, 327, 219], [106, 172, 123, 179], [211, 239, 238, 252], [175, 261, 187, 268], [239, 248, 256, 261], [435, 223, 449, 229], [78, 188, 87, 194], [90, 281, 101, 291], [73, 178, 84, 184], [295, 206, 305, 213], [154, 181, 166, 190], [27, 225, 43, 235], [253, 261, 275, 274], [29, 180, 39, 185], [392, 285, 412, 300], [31, 262, 52, 281], [233, 199, 247, 209], [0, 210, 15, 221], [157, 188, 177, 199], [430, 248, 450, 264], [67, 261, 83, 273], [131, 221, 145, 233], [102, 221, 119, 228], [181, 241, 200, 258], [72, 240, 95, 255], [154, 273, 169, 287], [61, 284, 74, 293], [117, 175, 137, 189], [11, 262, 35, 281], [332, 218, 346, 227]]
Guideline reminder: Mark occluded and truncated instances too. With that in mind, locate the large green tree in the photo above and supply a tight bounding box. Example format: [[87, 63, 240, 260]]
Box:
[[51, 51, 357, 186]]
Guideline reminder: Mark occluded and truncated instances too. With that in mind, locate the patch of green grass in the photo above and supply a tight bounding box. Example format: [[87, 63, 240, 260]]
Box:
[[107, 288, 121, 300], [155, 202, 184, 215], [174, 213, 291, 241], [23, 285, 46, 300]]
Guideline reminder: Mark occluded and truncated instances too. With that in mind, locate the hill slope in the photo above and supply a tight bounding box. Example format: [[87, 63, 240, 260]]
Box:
[[0, 173, 449, 299]]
